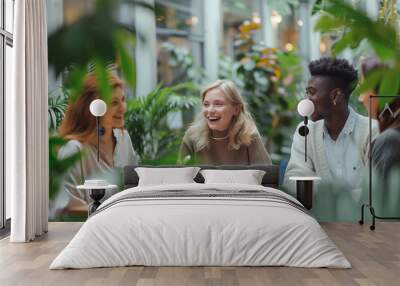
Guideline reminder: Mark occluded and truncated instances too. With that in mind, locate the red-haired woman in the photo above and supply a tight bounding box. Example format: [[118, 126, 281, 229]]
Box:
[[51, 74, 138, 217]]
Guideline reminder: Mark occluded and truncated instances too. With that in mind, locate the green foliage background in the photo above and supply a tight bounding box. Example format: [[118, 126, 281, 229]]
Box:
[[125, 83, 199, 164], [161, 22, 304, 160], [315, 0, 400, 107]]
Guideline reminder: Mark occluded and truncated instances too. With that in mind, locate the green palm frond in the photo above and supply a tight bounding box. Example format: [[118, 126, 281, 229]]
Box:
[[125, 83, 200, 161], [48, 88, 69, 131]]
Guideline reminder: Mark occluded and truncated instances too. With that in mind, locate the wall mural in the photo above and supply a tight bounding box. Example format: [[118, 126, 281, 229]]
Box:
[[47, 0, 400, 223]]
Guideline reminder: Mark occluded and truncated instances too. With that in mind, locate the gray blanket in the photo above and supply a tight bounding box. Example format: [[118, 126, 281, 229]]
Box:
[[92, 189, 309, 217]]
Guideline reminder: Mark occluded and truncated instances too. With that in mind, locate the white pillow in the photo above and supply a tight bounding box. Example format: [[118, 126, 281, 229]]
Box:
[[200, 169, 266, 185], [135, 167, 200, 186]]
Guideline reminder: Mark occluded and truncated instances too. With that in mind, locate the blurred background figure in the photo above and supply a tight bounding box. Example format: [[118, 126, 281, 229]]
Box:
[[359, 57, 400, 217], [359, 56, 400, 178]]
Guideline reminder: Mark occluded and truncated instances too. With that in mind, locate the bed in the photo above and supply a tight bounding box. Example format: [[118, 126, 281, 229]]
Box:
[[50, 165, 350, 269]]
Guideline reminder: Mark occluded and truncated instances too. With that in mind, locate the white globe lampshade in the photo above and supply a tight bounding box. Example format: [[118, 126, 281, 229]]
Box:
[[89, 99, 107, 117], [297, 99, 315, 117]]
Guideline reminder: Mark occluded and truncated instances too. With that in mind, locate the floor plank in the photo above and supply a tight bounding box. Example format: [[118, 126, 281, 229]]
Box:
[[0, 222, 399, 286]]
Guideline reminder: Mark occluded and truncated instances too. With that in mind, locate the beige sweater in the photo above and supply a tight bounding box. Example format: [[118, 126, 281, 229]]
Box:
[[50, 129, 138, 218], [283, 112, 379, 195], [179, 132, 272, 165]]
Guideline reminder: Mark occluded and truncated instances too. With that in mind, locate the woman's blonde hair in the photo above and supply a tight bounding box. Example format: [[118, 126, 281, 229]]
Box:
[[186, 79, 259, 151]]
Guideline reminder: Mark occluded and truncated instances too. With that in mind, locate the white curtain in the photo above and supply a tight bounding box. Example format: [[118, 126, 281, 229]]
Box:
[[7, 0, 48, 242]]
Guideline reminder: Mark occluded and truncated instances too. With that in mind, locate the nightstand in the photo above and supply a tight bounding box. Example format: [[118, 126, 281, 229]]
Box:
[[289, 176, 321, 210], [77, 183, 118, 215]]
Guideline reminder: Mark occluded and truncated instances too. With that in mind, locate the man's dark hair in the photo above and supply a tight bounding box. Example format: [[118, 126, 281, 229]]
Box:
[[308, 57, 358, 98]]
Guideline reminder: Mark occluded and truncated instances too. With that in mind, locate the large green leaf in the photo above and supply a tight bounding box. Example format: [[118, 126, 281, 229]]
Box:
[[116, 30, 136, 89], [379, 70, 400, 98], [48, 0, 151, 76], [314, 15, 346, 32], [49, 136, 83, 200], [66, 67, 87, 103], [315, 0, 400, 108], [370, 40, 397, 61], [94, 59, 113, 103], [353, 69, 383, 96], [315, 0, 399, 60], [312, 0, 325, 15], [48, 0, 153, 109]]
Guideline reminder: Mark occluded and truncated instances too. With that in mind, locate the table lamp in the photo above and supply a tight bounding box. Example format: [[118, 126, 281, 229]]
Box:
[[297, 99, 315, 162], [291, 98, 319, 210], [89, 99, 107, 162], [85, 99, 108, 215]]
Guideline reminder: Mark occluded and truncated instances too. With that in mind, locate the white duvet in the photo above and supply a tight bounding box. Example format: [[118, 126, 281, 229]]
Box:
[[50, 183, 351, 269]]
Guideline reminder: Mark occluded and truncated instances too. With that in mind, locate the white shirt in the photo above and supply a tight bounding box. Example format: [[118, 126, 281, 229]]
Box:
[[323, 108, 364, 188], [283, 107, 379, 195]]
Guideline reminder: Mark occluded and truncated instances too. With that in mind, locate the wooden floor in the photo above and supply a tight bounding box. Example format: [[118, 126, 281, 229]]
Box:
[[0, 222, 399, 286]]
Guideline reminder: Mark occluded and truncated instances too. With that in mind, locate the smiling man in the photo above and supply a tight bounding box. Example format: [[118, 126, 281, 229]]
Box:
[[283, 58, 379, 195]]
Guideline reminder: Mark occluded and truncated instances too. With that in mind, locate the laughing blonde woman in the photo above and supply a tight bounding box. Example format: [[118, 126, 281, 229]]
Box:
[[179, 79, 271, 165]]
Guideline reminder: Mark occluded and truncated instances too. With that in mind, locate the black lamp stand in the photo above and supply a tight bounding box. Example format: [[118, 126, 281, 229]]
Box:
[[359, 95, 400, 230], [298, 116, 309, 162], [304, 116, 308, 163], [88, 189, 106, 216], [96, 116, 100, 162], [87, 116, 106, 216]]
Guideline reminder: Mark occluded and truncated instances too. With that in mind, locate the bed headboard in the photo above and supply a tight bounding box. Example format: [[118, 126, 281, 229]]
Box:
[[123, 164, 280, 189]]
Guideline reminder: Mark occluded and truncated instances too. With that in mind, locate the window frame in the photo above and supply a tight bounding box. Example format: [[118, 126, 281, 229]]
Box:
[[155, 0, 205, 83], [0, 0, 13, 232]]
